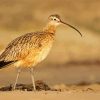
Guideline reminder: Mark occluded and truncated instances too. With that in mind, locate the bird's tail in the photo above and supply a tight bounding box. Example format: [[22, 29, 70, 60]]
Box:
[[0, 61, 15, 69]]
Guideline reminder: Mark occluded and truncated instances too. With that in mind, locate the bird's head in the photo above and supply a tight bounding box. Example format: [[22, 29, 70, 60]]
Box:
[[48, 14, 82, 37], [48, 14, 61, 26]]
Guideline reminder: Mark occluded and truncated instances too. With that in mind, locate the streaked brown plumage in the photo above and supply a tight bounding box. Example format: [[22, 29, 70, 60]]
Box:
[[0, 32, 54, 68], [0, 14, 82, 90]]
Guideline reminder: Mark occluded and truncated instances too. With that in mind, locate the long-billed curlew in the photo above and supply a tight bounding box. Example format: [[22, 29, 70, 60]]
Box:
[[0, 14, 82, 91]]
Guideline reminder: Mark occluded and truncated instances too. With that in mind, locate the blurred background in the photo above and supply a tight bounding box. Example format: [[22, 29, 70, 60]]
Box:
[[0, 0, 100, 86]]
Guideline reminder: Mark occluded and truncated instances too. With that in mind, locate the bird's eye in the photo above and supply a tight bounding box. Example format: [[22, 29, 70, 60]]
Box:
[[54, 18, 56, 21]]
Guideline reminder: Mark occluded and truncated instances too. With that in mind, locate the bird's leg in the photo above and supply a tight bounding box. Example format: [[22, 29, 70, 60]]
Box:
[[30, 68, 36, 91], [13, 68, 21, 90]]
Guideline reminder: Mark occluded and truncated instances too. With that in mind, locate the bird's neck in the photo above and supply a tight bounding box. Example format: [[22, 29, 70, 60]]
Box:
[[43, 23, 56, 33]]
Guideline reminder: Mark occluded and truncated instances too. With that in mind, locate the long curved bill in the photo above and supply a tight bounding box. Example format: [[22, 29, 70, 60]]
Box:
[[60, 21, 82, 37]]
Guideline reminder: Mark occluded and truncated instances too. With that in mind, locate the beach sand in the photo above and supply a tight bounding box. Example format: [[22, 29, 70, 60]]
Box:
[[0, 86, 100, 100], [0, 83, 100, 100]]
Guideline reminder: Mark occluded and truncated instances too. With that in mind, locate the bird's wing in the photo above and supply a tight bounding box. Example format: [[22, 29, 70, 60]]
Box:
[[0, 32, 42, 62]]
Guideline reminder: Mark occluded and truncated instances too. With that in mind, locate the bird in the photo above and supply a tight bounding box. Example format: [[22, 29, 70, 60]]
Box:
[[0, 14, 82, 91]]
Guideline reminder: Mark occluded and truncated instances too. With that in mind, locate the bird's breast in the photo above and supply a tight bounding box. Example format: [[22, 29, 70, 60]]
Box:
[[34, 33, 54, 63], [37, 43, 53, 62]]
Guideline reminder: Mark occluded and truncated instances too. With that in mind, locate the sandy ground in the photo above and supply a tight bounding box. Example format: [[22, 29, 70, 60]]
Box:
[[0, 90, 100, 100], [0, 83, 100, 100]]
